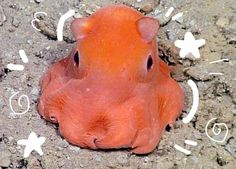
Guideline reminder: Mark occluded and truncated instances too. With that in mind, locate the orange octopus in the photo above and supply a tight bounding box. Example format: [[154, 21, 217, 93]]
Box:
[[38, 5, 184, 154]]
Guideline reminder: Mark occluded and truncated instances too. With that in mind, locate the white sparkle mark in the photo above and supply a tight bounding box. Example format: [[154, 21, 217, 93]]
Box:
[[7, 63, 24, 71], [182, 80, 199, 124], [137, 0, 142, 2], [31, 12, 47, 32], [57, 9, 75, 41], [172, 12, 183, 21], [174, 32, 206, 59], [165, 7, 174, 18], [209, 72, 224, 76], [209, 58, 229, 64], [185, 140, 198, 146], [174, 144, 191, 155], [19, 50, 28, 63], [9, 91, 30, 115], [205, 118, 228, 143], [17, 132, 46, 158]]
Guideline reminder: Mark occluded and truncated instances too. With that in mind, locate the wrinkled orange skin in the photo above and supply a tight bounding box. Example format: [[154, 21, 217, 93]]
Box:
[[38, 5, 184, 154]]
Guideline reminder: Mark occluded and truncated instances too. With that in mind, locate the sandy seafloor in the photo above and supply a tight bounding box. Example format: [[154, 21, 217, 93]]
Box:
[[0, 0, 236, 168]]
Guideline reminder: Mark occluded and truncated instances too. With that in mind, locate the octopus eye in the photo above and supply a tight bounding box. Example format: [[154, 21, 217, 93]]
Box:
[[74, 51, 79, 66], [147, 55, 153, 70]]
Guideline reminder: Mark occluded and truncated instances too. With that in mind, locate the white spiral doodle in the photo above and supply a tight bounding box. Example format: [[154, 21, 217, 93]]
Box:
[[205, 118, 228, 143], [9, 91, 30, 115], [31, 11, 48, 31]]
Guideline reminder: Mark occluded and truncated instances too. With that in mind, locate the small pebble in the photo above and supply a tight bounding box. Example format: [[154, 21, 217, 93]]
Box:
[[8, 27, 16, 32], [144, 157, 149, 163], [59, 139, 69, 148], [189, 20, 195, 27], [153, 8, 161, 15], [55, 151, 64, 158], [34, 0, 44, 3], [69, 145, 80, 153], [232, 108, 236, 115], [31, 87, 39, 96], [8, 136, 14, 142], [27, 40, 33, 45], [58, 160, 65, 168], [135, 0, 159, 13], [11, 17, 20, 27], [85, 9, 93, 15], [94, 155, 102, 162], [155, 14, 171, 26], [140, 4, 154, 13], [74, 12, 83, 18], [9, 4, 18, 9], [174, 16, 184, 24], [79, 163, 84, 168], [233, 96, 236, 105], [166, 29, 176, 40], [8, 147, 17, 154]]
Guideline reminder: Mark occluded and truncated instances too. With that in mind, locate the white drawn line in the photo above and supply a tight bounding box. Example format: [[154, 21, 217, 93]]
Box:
[[19, 49, 29, 63], [209, 58, 229, 64], [9, 91, 30, 115], [174, 144, 191, 155], [182, 80, 199, 123], [7, 63, 24, 71], [34, 11, 47, 20], [209, 72, 223, 75], [205, 118, 228, 143], [185, 140, 198, 146], [172, 12, 183, 21], [31, 19, 41, 31], [57, 9, 75, 41], [165, 7, 174, 18]]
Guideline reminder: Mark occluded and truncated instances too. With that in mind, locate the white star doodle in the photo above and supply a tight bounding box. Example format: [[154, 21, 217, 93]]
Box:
[[17, 132, 46, 158], [174, 32, 206, 59]]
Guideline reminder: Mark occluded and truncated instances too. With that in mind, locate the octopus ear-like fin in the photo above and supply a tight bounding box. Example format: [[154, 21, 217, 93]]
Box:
[[71, 18, 93, 40], [136, 17, 160, 43]]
